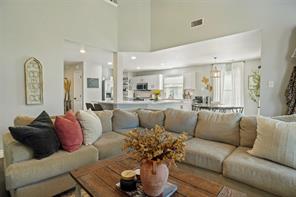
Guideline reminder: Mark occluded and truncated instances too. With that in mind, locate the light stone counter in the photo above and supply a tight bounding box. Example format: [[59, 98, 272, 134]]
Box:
[[96, 100, 182, 110]]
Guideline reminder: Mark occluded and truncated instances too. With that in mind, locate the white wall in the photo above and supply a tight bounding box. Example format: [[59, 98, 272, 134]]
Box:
[[118, 0, 151, 51], [150, 0, 296, 116], [0, 1, 64, 138], [0, 0, 118, 143], [63, 0, 118, 51]]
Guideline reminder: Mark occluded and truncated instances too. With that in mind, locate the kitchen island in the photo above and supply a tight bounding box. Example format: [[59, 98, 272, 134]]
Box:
[[96, 100, 182, 110]]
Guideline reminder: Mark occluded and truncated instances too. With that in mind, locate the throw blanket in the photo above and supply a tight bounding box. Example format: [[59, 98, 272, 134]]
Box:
[[286, 66, 296, 114]]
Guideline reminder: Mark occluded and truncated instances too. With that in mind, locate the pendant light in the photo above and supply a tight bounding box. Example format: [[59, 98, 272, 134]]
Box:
[[210, 57, 221, 78]]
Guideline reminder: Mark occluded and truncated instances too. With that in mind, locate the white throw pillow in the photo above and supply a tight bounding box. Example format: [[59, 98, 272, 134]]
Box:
[[76, 110, 102, 145], [248, 116, 296, 169]]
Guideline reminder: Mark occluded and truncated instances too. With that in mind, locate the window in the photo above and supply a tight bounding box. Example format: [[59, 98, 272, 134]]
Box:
[[163, 75, 183, 99], [212, 62, 244, 106]]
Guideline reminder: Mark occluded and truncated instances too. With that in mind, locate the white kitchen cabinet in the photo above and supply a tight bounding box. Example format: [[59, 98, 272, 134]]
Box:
[[131, 75, 163, 90], [148, 74, 163, 90], [129, 77, 138, 90], [183, 72, 196, 90]]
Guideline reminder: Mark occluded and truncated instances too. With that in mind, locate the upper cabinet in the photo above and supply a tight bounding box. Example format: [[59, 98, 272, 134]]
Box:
[[131, 74, 163, 90], [183, 72, 196, 90]]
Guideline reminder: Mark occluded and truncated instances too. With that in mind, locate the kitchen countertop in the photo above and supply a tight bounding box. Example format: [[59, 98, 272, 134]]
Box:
[[96, 100, 182, 105]]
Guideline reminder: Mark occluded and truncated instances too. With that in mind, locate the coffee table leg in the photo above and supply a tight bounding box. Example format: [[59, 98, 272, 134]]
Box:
[[75, 184, 82, 197]]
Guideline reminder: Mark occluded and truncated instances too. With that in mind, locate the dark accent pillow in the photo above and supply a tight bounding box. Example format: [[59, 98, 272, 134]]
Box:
[[9, 111, 60, 159]]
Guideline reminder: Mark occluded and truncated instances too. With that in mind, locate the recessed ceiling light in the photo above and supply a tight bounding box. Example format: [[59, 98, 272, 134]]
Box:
[[160, 63, 165, 66], [107, 62, 112, 65], [131, 56, 137, 60], [79, 47, 86, 54], [136, 66, 141, 70]]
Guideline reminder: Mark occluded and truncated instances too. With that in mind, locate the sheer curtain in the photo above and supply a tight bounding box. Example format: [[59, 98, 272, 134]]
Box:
[[231, 62, 244, 106], [212, 62, 244, 106]]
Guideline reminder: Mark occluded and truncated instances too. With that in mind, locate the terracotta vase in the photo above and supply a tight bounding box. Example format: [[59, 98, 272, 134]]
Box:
[[140, 160, 169, 196]]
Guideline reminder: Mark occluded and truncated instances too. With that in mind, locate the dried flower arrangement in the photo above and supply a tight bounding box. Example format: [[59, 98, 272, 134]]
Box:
[[123, 125, 187, 165]]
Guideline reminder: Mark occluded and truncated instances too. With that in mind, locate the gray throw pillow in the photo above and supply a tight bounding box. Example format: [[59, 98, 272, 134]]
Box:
[[164, 108, 197, 136], [196, 111, 241, 146], [239, 116, 257, 148], [112, 109, 139, 130], [94, 110, 113, 132], [137, 110, 164, 129]]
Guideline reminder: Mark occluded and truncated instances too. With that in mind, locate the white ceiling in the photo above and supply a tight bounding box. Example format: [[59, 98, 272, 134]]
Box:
[[63, 30, 261, 71], [119, 30, 261, 72], [63, 40, 113, 67]]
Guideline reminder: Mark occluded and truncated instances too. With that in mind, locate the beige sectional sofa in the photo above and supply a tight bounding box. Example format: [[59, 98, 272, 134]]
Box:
[[2, 109, 296, 197]]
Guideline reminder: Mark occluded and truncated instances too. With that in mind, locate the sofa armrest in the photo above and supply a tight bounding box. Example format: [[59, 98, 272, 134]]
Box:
[[2, 132, 33, 167]]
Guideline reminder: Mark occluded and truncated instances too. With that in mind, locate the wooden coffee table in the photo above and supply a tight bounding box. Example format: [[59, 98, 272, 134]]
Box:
[[70, 154, 246, 197]]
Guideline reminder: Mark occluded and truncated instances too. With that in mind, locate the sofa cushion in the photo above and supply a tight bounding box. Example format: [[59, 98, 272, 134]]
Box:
[[183, 138, 236, 172], [112, 109, 139, 130], [94, 110, 113, 132], [248, 116, 296, 169], [9, 111, 60, 159], [195, 111, 241, 146], [239, 116, 257, 148], [5, 145, 98, 190], [76, 110, 102, 145], [137, 109, 164, 129], [2, 132, 33, 166], [223, 147, 296, 197], [164, 108, 197, 136], [93, 132, 126, 159], [239, 115, 296, 148], [113, 127, 145, 136]]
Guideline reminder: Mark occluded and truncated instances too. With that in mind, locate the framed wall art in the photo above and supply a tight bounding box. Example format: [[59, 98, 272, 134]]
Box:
[[24, 57, 43, 105], [87, 78, 99, 88]]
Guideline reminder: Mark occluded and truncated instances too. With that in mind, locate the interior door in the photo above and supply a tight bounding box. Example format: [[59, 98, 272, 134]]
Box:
[[73, 71, 83, 112]]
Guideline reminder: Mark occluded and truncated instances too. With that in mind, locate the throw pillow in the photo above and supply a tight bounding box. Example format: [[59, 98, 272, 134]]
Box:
[[248, 116, 296, 169], [112, 109, 139, 130], [239, 116, 257, 147], [94, 110, 113, 132], [54, 111, 83, 152], [164, 108, 197, 136], [76, 110, 102, 145], [195, 111, 241, 146], [137, 109, 164, 129], [9, 111, 60, 159]]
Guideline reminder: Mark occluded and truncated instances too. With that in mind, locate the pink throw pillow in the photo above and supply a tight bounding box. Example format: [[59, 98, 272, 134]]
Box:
[[54, 111, 83, 152]]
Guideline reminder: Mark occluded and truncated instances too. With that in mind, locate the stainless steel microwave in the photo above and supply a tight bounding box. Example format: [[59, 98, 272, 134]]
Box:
[[136, 83, 148, 91]]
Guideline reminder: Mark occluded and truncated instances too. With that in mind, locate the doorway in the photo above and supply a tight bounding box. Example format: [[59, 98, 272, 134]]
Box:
[[64, 62, 84, 113]]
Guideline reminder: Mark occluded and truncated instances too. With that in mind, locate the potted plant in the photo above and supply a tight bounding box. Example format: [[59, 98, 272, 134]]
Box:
[[123, 125, 187, 196]]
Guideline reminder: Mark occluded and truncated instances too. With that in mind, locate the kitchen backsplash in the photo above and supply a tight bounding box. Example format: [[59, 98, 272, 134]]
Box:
[[134, 90, 152, 98]]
